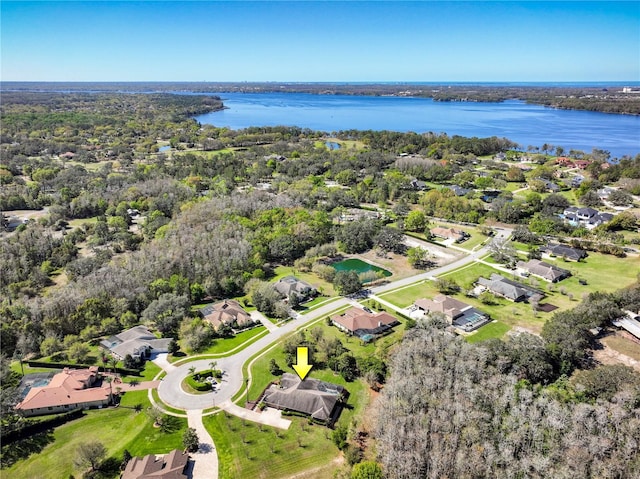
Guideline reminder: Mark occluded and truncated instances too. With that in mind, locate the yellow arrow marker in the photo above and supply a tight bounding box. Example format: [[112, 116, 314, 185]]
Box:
[[292, 347, 313, 380]]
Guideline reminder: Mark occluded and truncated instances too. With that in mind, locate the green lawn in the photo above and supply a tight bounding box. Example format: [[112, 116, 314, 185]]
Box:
[[465, 321, 511, 343], [4, 391, 187, 479], [379, 280, 441, 308]]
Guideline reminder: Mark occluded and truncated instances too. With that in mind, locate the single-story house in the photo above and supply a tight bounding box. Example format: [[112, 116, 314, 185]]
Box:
[[122, 449, 189, 479], [414, 295, 490, 331], [331, 308, 399, 338], [262, 373, 347, 425], [516, 259, 571, 283], [444, 185, 472, 196], [541, 243, 588, 262], [199, 299, 254, 331], [477, 274, 544, 303], [274, 276, 317, 302], [101, 325, 172, 360], [15, 367, 111, 417], [430, 227, 468, 243]]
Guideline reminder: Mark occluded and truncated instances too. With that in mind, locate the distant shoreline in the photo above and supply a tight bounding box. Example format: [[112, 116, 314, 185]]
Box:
[[3, 81, 639, 116]]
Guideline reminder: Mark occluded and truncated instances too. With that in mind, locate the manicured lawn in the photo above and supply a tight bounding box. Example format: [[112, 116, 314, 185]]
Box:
[[466, 321, 511, 343], [206, 376, 369, 479], [272, 266, 336, 296], [379, 280, 441, 308], [4, 391, 187, 479], [196, 326, 268, 356], [441, 262, 506, 289]]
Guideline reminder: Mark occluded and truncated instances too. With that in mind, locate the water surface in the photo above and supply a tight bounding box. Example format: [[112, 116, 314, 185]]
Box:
[[195, 93, 640, 158]]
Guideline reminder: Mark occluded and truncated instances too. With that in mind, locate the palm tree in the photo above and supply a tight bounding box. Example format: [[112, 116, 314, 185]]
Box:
[[209, 361, 217, 372], [188, 366, 196, 376]]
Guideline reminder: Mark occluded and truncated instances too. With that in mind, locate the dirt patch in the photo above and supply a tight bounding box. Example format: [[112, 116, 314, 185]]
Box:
[[593, 346, 640, 372], [283, 456, 344, 479]]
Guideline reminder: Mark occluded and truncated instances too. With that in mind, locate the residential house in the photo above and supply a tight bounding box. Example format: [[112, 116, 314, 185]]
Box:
[[409, 178, 428, 191], [541, 243, 588, 262], [331, 307, 398, 339], [274, 276, 317, 302], [574, 160, 592, 169], [444, 185, 471, 196], [15, 367, 111, 417], [122, 449, 189, 479], [555, 157, 574, 167], [199, 299, 254, 331], [561, 207, 613, 230], [414, 295, 490, 331], [516, 259, 571, 283], [100, 325, 172, 361], [430, 227, 468, 243], [262, 373, 346, 425], [537, 178, 560, 193], [477, 274, 544, 303]]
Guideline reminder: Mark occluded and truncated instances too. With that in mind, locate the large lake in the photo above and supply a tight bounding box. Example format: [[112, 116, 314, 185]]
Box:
[[195, 92, 640, 159]]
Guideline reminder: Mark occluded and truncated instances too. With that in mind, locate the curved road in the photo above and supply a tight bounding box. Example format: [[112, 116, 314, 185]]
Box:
[[156, 227, 511, 412]]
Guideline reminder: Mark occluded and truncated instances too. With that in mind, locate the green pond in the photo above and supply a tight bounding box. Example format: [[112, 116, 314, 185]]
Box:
[[331, 258, 392, 281]]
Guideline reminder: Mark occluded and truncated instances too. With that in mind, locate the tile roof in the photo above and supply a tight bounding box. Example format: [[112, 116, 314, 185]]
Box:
[[200, 299, 253, 330], [331, 308, 398, 334], [15, 367, 111, 412]]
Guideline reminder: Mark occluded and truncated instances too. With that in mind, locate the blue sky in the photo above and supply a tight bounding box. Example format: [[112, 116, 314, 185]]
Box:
[[1, 1, 639, 82]]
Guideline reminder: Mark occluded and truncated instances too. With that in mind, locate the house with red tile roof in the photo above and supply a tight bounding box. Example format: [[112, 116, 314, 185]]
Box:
[[331, 307, 398, 339], [15, 367, 112, 417]]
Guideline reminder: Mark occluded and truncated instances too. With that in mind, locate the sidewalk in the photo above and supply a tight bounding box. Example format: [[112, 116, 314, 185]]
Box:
[[187, 409, 219, 479]]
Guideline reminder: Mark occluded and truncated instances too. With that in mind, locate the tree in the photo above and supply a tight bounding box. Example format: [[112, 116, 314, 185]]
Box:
[[168, 338, 180, 355], [269, 358, 283, 376], [74, 441, 107, 472], [182, 427, 200, 453], [337, 353, 359, 381], [608, 189, 633, 206], [407, 246, 431, 269], [68, 342, 90, 363], [351, 461, 384, 479], [487, 237, 518, 265], [580, 190, 603, 208], [404, 210, 426, 232], [374, 227, 405, 254], [121, 449, 132, 471], [40, 336, 63, 357], [141, 293, 190, 336], [333, 270, 363, 296]]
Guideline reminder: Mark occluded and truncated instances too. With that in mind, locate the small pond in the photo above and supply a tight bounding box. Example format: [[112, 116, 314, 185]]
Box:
[[331, 258, 391, 281], [325, 141, 341, 150], [158, 145, 171, 152]]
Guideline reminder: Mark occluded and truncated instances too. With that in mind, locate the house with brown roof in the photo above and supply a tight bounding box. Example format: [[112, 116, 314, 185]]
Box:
[[516, 259, 571, 283], [430, 227, 468, 243], [414, 295, 490, 331], [199, 299, 254, 331], [262, 373, 346, 425], [15, 367, 111, 417], [331, 307, 398, 339], [121, 449, 189, 479], [274, 276, 317, 302]]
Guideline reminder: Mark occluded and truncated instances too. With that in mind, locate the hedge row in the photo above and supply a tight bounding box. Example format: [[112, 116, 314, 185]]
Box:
[[25, 360, 141, 377], [2, 409, 84, 444]]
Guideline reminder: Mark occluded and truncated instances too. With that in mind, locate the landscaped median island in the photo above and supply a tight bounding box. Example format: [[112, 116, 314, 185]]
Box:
[[182, 367, 223, 393]]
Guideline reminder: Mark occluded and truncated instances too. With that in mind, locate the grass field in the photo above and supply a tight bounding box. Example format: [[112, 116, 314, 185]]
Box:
[[4, 391, 187, 479], [380, 252, 639, 338], [465, 321, 511, 343], [173, 326, 269, 362]]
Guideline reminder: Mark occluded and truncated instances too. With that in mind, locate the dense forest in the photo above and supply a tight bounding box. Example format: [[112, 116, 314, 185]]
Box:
[[376, 284, 640, 478]]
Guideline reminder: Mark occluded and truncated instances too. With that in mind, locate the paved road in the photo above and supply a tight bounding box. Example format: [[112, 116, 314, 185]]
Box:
[[156, 227, 512, 412]]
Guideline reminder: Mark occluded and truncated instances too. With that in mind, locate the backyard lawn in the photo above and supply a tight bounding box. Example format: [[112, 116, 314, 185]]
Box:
[[4, 391, 187, 479]]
